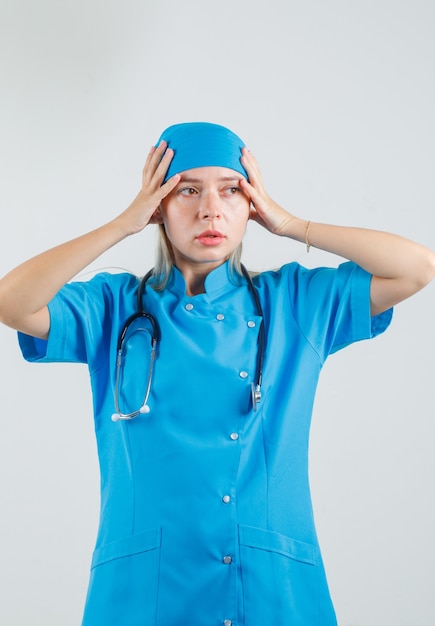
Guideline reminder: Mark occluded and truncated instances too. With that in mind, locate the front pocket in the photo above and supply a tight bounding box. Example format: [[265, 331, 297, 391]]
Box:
[[239, 525, 324, 626], [82, 529, 161, 626]]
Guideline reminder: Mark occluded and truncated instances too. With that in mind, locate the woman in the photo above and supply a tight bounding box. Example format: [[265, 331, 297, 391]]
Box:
[[0, 122, 434, 625]]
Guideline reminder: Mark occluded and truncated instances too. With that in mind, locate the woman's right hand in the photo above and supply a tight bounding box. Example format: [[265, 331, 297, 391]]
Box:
[[0, 140, 181, 338], [115, 141, 180, 236]]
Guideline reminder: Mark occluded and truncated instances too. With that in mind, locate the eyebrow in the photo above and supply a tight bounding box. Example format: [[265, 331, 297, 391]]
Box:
[[178, 175, 243, 184]]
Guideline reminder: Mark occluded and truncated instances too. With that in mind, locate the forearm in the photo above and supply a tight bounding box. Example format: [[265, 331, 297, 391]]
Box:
[[241, 148, 435, 313], [283, 217, 435, 314], [0, 142, 180, 333], [286, 218, 435, 282], [0, 218, 128, 327]]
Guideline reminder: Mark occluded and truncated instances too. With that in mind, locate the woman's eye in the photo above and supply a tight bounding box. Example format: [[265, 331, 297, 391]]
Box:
[[226, 186, 240, 194], [180, 187, 197, 196]]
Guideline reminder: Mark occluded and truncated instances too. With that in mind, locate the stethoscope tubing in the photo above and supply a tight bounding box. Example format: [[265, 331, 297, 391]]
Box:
[[112, 265, 265, 421]]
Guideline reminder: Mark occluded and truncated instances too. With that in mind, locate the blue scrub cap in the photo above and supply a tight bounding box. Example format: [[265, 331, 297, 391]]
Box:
[[156, 122, 248, 182]]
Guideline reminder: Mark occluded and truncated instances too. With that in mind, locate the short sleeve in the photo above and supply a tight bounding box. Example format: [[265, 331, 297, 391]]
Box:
[[287, 261, 392, 362], [18, 272, 139, 369]]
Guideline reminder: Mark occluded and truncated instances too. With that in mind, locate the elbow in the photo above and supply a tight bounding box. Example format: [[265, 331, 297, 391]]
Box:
[[422, 249, 435, 286], [393, 248, 435, 307], [0, 305, 17, 329], [0, 292, 11, 327], [0, 284, 23, 330], [412, 249, 435, 293]]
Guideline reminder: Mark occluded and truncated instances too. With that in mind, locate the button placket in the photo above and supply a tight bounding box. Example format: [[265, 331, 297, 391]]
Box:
[[170, 294, 252, 623], [221, 412, 239, 617], [184, 303, 246, 622]]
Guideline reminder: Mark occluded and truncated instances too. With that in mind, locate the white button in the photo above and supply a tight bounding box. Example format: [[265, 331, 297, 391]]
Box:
[[239, 370, 248, 379], [222, 495, 231, 504], [185, 303, 194, 311], [247, 320, 256, 328], [223, 555, 232, 564], [216, 313, 225, 320], [229, 432, 239, 441], [224, 621, 232, 626]]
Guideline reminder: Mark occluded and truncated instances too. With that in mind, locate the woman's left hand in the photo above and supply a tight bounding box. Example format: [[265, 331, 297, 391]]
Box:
[[240, 148, 299, 237], [240, 147, 435, 314]]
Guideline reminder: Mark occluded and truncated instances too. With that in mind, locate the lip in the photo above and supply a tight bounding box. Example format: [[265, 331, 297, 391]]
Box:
[[195, 230, 226, 246]]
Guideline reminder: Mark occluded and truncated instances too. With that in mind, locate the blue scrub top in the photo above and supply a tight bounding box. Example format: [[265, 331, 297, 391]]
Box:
[[19, 260, 392, 626]]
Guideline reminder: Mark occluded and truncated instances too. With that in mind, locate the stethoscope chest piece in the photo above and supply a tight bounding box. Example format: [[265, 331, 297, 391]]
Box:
[[251, 383, 262, 411], [111, 270, 160, 422]]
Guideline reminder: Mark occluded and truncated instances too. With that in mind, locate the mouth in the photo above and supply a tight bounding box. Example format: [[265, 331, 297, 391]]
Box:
[[195, 230, 225, 246]]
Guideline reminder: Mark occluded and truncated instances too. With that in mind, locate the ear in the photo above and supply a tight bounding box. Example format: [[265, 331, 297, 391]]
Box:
[[152, 205, 164, 224]]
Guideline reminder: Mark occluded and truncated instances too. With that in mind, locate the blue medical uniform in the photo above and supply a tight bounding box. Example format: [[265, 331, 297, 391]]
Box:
[[19, 260, 392, 626]]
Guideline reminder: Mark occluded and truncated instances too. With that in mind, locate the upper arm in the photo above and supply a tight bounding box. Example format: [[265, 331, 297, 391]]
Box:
[[370, 275, 426, 316], [370, 245, 435, 316], [7, 306, 51, 340]]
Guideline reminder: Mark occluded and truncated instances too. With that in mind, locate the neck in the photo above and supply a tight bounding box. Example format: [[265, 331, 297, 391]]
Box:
[[178, 261, 225, 296], [186, 279, 205, 296], [183, 269, 209, 296]]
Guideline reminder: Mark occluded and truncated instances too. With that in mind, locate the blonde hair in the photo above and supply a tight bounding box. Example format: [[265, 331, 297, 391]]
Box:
[[151, 225, 243, 290]]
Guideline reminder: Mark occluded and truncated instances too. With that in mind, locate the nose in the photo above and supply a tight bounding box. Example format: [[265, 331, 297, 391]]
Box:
[[198, 191, 222, 220]]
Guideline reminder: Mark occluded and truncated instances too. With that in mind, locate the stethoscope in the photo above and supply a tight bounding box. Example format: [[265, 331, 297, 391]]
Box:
[[111, 265, 265, 421]]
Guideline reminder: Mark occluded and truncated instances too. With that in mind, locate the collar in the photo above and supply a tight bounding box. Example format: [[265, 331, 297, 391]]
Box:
[[168, 261, 244, 298]]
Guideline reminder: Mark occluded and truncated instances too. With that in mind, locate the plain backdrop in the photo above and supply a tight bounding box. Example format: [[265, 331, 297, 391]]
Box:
[[0, 1, 434, 624]]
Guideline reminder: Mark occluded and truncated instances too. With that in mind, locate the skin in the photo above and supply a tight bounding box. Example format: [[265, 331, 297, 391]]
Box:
[[154, 166, 251, 295], [0, 140, 434, 340], [239, 147, 435, 315]]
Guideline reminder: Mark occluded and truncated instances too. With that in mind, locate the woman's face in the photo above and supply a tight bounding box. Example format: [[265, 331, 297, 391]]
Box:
[[157, 166, 250, 275]]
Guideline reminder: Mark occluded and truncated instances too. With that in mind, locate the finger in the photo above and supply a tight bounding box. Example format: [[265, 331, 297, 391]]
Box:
[[241, 147, 262, 177], [153, 147, 176, 185], [142, 149, 174, 195], [142, 146, 156, 177], [142, 141, 169, 182], [243, 158, 263, 188], [150, 140, 167, 162], [148, 174, 180, 224], [144, 141, 166, 168], [159, 173, 180, 198], [240, 178, 264, 208]]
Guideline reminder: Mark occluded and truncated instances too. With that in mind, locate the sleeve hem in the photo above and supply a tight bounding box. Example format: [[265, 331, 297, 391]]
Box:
[[18, 295, 70, 363]]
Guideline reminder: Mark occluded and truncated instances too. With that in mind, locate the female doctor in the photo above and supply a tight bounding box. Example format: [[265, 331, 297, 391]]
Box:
[[0, 122, 434, 626]]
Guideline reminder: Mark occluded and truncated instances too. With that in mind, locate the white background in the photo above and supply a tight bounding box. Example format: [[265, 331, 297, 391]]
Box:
[[0, 1, 434, 624]]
